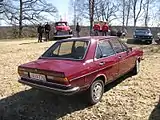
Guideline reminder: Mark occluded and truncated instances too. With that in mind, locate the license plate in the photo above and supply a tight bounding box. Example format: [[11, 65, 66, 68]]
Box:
[[30, 73, 46, 81]]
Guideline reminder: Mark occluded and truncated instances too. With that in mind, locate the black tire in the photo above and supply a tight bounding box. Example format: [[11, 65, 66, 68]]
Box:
[[147, 40, 152, 44], [86, 79, 104, 105], [132, 59, 140, 75]]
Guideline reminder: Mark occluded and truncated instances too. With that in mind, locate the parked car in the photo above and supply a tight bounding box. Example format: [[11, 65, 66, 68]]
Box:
[[133, 28, 153, 44], [54, 21, 73, 39], [18, 36, 143, 105]]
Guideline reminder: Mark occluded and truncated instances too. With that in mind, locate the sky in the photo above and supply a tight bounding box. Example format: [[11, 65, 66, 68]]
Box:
[[48, 0, 71, 22], [0, 0, 159, 27]]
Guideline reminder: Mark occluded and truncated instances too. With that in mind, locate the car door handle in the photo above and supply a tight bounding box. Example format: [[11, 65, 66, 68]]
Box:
[[118, 56, 122, 59], [99, 62, 105, 66]]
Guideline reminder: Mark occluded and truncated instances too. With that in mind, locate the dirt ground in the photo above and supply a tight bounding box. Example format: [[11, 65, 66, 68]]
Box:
[[0, 38, 160, 120]]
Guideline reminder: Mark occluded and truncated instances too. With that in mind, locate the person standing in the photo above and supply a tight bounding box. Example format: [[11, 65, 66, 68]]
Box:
[[122, 28, 127, 38], [117, 29, 122, 38], [45, 22, 51, 41], [76, 22, 81, 37], [102, 22, 109, 36], [37, 24, 43, 42], [93, 22, 100, 36]]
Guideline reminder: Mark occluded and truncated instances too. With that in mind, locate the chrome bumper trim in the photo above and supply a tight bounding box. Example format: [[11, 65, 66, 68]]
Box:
[[18, 79, 80, 95]]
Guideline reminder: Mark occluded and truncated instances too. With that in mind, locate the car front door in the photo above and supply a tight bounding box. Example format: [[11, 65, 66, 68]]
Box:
[[120, 41, 136, 72], [109, 38, 129, 76], [93, 40, 119, 81]]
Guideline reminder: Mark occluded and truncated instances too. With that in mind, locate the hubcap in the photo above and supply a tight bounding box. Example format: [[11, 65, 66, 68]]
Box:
[[92, 82, 103, 101]]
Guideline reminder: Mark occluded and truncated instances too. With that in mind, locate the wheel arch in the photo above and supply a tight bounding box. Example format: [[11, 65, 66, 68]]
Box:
[[92, 74, 107, 85]]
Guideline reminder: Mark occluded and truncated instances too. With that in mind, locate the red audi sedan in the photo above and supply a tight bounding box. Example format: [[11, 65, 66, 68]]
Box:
[[18, 36, 143, 104]]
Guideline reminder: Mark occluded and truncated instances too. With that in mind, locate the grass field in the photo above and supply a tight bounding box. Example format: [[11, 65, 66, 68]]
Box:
[[0, 38, 160, 120]]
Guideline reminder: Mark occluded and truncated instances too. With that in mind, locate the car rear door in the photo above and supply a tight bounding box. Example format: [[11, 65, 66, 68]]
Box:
[[93, 39, 119, 81]]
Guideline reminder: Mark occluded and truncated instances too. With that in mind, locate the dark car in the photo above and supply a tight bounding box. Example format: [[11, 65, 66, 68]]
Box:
[[133, 28, 153, 44], [18, 36, 143, 105]]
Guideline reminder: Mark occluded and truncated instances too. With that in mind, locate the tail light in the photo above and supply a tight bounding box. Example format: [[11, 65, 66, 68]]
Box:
[[18, 67, 28, 78], [47, 75, 69, 85]]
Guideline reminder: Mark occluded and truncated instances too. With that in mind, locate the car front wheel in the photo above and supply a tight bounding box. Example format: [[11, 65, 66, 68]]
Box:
[[87, 79, 104, 105], [147, 40, 152, 44], [132, 59, 140, 75]]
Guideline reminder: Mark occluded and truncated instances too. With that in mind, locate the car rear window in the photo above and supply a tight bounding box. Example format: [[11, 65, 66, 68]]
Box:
[[41, 40, 89, 60]]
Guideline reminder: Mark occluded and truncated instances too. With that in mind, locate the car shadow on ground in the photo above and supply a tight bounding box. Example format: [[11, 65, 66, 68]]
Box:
[[0, 74, 132, 120], [148, 99, 160, 120]]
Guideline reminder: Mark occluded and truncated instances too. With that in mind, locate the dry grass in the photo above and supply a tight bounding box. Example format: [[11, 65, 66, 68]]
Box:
[[0, 38, 160, 120]]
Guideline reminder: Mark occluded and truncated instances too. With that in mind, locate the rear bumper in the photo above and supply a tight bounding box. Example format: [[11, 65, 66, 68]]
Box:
[[18, 79, 80, 95]]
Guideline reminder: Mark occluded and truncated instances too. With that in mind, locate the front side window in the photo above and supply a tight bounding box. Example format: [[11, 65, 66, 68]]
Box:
[[96, 40, 115, 59], [109, 39, 123, 53], [41, 40, 89, 60], [120, 41, 128, 51]]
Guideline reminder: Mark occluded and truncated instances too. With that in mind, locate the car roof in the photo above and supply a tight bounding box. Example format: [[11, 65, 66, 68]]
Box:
[[57, 36, 117, 42]]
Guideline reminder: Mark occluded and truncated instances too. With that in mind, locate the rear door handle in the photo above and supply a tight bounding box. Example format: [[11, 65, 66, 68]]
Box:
[[99, 62, 105, 66]]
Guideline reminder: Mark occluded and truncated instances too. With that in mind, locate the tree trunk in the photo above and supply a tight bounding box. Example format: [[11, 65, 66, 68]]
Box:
[[126, 0, 131, 26], [145, 0, 149, 27], [73, 0, 76, 31], [122, 0, 125, 31], [133, 0, 136, 29], [19, 0, 23, 38], [89, 0, 94, 35]]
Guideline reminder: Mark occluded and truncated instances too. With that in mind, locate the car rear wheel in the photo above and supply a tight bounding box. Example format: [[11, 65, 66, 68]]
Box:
[[86, 79, 104, 105]]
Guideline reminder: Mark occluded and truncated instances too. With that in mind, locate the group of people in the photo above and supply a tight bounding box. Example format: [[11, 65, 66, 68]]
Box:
[[37, 21, 127, 41], [37, 22, 51, 42], [93, 22, 127, 38], [93, 22, 109, 36]]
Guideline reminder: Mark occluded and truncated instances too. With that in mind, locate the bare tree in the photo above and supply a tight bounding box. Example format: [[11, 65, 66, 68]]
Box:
[[94, 0, 119, 23], [126, 0, 131, 26], [2, 0, 57, 37], [122, 0, 125, 29], [117, 0, 131, 29], [132, 0, 144, 28], [69, 0, 84, 29], [143, 0, 157, 27]]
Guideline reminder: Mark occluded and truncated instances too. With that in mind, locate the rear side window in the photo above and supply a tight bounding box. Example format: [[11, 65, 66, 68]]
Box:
[[109, 39, 123, 53], [96, 40, 115, 59]]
